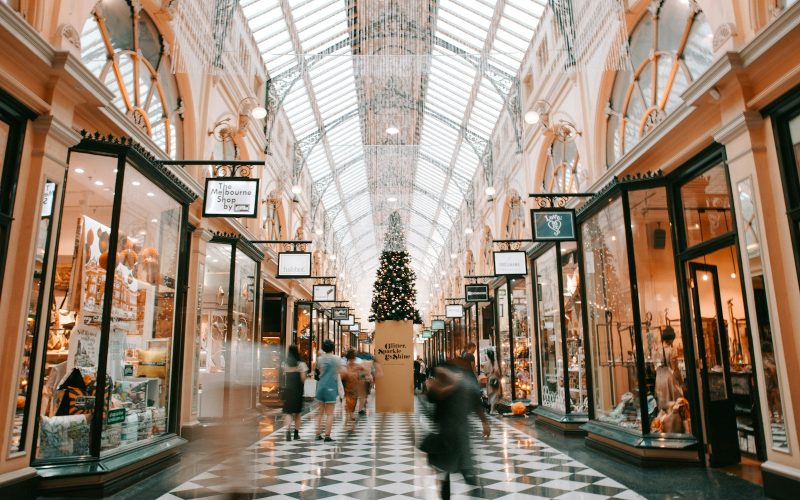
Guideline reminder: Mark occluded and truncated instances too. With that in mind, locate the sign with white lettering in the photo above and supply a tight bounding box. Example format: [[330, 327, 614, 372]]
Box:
[[493, 251, 528, 276], [277, 252, 312, 278], [313, 284, 336, 302], [331, 307, 349, 320], [41, 181, 56, 218], [350, 322, 361, 332], [445, 304, 464, 318], [422, 329, 433, 338], [203, 177, 259, 218], [431, 319, 445, 330], [341, 315, 354, 326], [465, 284, 489, 302], [531, 208, 576, 241]]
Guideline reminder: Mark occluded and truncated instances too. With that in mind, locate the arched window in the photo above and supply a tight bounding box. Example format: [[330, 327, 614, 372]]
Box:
[[80, 0, 182, 158], [542, 138, 586, 193], [606, 0, 712, 165]]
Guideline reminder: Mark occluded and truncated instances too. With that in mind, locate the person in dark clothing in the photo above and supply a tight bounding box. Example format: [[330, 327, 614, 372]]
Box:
[[462, 342, 477, 374], [413, 358, 422, 391], [423, 362, 490, 499], [282, 344, 307, 441]]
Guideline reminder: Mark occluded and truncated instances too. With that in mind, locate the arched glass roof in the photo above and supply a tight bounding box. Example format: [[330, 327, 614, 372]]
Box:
[[241, 0, 545, 288]]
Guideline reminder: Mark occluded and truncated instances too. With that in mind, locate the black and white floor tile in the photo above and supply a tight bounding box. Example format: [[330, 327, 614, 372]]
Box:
[[159, 400, 644, 499]]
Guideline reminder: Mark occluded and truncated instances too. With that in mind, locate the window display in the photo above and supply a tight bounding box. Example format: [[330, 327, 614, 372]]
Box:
[[197, 240, 259, 419], [35, 141, 193, 462], [10, 181, 57, 453], [536, 247, 564, 411], [511, 279, 533, 401], [561, 242, 587, 415], [534, 241, 587, 419], [739, 176, 789, 453], [496, 278, 533, 402], [582, 197, 640, 431], [629, 187, 688, 434]]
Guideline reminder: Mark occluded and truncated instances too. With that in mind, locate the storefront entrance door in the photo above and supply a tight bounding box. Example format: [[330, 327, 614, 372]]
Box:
[[688, 262, 740, 466]]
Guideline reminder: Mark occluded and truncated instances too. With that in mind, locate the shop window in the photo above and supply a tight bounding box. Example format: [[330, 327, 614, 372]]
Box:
[[35, 146, 190, 460], [197, 241, 258, 419], [629, 187, 689, 435], [561, 241, 587, 414], [582, 197, 640, 431], [36, 152, 116, 459], [536, 247, 564, 411], [9, 181, 57, 453], [496, 279, 533, 402], [737, 177, 789, 452], [80, 0, 182, 158], [0, 93, 30, 297], [99, 166, 181, 455], [680, 163, 734, 247], [606, 0, 712, 165], [542, 138, 586, 193]]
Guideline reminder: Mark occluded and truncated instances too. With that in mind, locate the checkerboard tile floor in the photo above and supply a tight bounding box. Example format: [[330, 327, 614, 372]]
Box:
[[159, 401, 644, 499]]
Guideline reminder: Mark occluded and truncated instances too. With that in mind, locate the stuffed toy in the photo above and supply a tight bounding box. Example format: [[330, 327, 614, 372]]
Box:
[[140, 247, 161, 285]]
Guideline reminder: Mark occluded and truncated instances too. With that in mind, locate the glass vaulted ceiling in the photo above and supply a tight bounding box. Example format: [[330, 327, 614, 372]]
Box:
[[242, 0, 545, 286]]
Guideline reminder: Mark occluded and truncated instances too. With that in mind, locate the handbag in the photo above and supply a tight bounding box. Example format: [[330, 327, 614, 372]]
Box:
[[420, 432, 457, 472]]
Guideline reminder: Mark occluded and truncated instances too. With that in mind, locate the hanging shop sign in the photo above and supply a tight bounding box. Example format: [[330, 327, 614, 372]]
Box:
[[531, 208, 577, 241], [358, 331, 369, 341], [445, 304, 464, 318], [350, 322, 361, 332], [431, 319, 445, 330], [422, 329, 433, 338], [331, 307, 349, 320], [465, 284, 489, 302], [312, 284, 337, 302], [276, 252, 312, 278], [341, 315, 354, 326], [493, 251, 528, 276], [41, 181, 56, 218], [203, 177, 259, 218]]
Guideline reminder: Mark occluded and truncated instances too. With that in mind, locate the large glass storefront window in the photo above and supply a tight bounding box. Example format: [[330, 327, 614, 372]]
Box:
[[536, 247, 563, 411], [99, 166, 181, 454], [10, 181, 57, 453], [629, 187, 688, 434], [496, 279, 533, 402], [582, 198, 640, 431], [36, 152, 116, 459], [535, 242, 587, 417], [197, 241, 258, 419], [561, 241, 587, 414], [35, 145, 190, 460]]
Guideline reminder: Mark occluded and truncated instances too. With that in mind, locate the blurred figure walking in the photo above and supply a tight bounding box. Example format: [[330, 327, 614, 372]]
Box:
[[422, 362, 490, 499], [282, 344, 307, 441], [315, 339, 344, 442], [484, 348, 502, 415], [340, 349, 365, 432]]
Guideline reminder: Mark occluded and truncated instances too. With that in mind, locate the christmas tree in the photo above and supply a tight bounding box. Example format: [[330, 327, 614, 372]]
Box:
[[369, 211, 422, 323]]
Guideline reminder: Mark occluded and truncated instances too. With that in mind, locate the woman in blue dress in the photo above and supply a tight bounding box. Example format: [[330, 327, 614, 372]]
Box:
[[315, 339, 343, 442]]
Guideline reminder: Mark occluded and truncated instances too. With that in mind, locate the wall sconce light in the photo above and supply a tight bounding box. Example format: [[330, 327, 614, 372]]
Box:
[[524, 99, 580, 142]]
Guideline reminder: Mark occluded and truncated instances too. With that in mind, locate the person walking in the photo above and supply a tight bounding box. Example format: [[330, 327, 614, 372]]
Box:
[[282, 344, 307, 441], [484, 348, 502, 415], [315, 339, 344, 442], [413, 357, 422, 391], [422, 361, 491, 499], [340, 349, 365, 432]]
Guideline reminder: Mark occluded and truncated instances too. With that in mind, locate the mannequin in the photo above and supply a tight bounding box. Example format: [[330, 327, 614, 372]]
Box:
[[653, 325, 683, 411]]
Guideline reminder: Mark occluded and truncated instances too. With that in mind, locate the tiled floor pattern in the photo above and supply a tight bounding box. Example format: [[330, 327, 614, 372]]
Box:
[[159, 401, 644, 499]]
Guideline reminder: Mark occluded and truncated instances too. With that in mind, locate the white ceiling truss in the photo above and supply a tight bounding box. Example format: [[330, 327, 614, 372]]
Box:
[[241, 0, 545, 286]]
